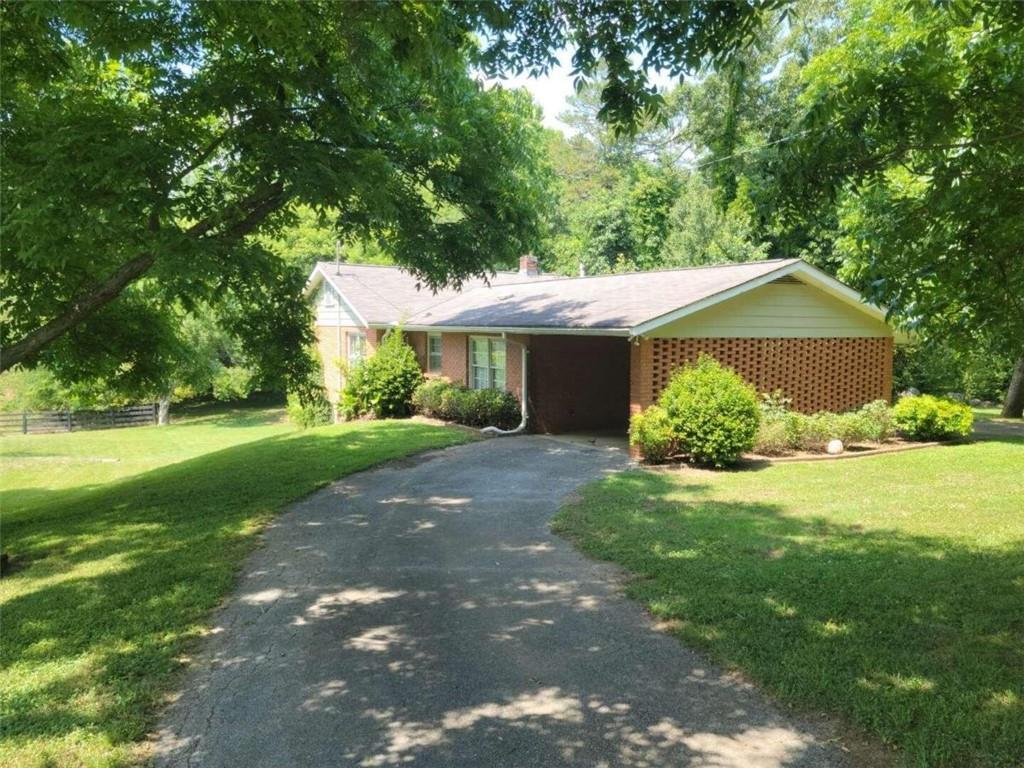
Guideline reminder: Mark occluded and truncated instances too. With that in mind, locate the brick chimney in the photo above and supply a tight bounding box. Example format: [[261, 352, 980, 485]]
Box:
[[518, 254, 539, 276]]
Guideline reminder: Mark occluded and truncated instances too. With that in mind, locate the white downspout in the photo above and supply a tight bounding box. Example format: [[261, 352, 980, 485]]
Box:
[[481, 335, 528, 435]]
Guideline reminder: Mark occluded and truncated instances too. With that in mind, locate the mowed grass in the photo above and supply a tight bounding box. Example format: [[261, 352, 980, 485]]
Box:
[[0, 407, 470, 767], [554, 435, 1024, 767]]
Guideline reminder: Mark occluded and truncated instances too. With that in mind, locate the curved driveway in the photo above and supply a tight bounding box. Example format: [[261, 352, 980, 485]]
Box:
[[154, 436, 852, 767]]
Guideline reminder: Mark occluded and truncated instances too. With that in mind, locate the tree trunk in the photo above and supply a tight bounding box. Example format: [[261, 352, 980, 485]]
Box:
[[1001, 354, 1024, 418], [158, 394, 172, 426]]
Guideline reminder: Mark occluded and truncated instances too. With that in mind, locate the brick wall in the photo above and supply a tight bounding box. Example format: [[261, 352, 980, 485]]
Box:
[[529, 335, 629, 433], [440, 332, 468, 385], [406, 331, 427, 371], [314, 325, 344, 406], [630, 337, 894, 415]]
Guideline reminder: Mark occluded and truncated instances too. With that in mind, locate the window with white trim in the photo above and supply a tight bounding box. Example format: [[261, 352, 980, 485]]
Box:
[[470, 337, 506, 390], [427, 333, 443, 373], [347, 331, 367, 368]]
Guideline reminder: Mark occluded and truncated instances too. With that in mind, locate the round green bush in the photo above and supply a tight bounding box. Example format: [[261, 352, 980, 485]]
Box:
[[892, 394, 973, 440], [629, 405, 676, 463], [341, 329, 423, 419], [658, 355, 760, 467]]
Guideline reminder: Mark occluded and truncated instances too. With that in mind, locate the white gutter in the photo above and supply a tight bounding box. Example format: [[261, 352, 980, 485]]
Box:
[[481, 334, 529, 436]]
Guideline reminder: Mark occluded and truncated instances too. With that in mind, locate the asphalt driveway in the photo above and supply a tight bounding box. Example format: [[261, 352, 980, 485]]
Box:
[[154, 435, 853, 767]]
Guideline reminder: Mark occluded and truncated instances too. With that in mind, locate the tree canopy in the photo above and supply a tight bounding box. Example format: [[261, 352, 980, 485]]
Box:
[[776, 0, 1024, 415], [1, 2, 552, 390], [1, 0, 784, 394]]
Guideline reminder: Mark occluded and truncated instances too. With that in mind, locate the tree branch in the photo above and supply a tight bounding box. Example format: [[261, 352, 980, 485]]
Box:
[[1, 182, 288, 373], [1, 252, 157, 371]]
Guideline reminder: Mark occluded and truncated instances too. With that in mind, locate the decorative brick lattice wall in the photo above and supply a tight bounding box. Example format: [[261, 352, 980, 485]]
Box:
[[635, 337, 893, 414]]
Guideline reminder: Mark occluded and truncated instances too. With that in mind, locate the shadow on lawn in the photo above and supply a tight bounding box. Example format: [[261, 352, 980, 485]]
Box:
[[556, 471, 1024, 767], [0, 422, 461, 760]]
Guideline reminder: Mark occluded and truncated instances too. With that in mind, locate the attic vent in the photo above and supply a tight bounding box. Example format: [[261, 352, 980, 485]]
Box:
[[771, 275, 803, 285]]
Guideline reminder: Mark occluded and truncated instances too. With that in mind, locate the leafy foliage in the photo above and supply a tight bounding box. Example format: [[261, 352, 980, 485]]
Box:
[[341, 330, 423, 419], [895, 340, 1015, 403], [411, 378, 520, 429], [1, 2, 555, 387], [657, 356, 760, 467], [755, 399, 894, 454], [892, 395, 974, 442], [661, 174, 769, 267], [778, 0, 1024, 414], [285, 347, 332, 428], [628, 405, 676, 463]]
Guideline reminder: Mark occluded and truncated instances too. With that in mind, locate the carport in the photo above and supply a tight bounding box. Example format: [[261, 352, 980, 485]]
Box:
[[526, 334, 630, 434]]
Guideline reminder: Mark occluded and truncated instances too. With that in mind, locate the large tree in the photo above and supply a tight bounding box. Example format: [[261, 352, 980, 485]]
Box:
[[776, 0, 1024, 416], [2, 0, 784, 390], [1, 2, 551, 391]]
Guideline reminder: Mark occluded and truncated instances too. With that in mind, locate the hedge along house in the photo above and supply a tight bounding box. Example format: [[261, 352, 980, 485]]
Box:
[[306, 256, 899, 432]]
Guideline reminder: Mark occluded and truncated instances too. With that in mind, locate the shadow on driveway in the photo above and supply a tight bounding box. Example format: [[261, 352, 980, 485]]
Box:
[[153, 436, 855, 767]]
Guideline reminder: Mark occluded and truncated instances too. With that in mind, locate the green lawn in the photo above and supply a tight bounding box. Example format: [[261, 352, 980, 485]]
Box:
[[554, 434, 1024, 767], [0, 407, 470, 767]]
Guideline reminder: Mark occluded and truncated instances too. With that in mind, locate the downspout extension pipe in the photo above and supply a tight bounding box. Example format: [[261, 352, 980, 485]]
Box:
[[481, 336, 528, 436]]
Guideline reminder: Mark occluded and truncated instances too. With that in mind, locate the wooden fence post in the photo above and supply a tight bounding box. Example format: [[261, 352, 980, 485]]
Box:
[[22, 411, 28, 435], [67, 408, 73, 431]]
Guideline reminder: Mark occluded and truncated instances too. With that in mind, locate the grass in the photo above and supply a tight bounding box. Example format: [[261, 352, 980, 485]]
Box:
[[973, 405, 1022, 423], [553, 434, 1024, 767], [0, 406, 470, 767]]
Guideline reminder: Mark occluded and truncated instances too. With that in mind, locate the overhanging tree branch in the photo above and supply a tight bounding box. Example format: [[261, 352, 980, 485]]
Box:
[[1, 252, 158, 372], [1, 182, 288, 373]]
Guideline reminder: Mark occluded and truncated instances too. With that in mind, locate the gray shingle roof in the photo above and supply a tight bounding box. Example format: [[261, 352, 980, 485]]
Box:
[[310, 259, 803, 331], [405, 259, 800, 330], [311, 262, 554, 325]]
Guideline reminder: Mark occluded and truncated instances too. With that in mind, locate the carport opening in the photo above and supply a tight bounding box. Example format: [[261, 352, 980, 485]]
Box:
[[526, 335, 630, 436]]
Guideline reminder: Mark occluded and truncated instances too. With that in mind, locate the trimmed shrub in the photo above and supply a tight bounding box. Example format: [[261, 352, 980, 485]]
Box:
[[341, 329, 423, 419], [410, 377, 451, 418], [411, 378, 520, 429], [892, 395, 973, 441], [658, 355, 760, 467], [629, 405, 676, 463], [461, 387, 521, 429]]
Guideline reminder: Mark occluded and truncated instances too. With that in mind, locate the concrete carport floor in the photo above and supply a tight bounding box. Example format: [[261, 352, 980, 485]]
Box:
[[153, 436, 854, 768]]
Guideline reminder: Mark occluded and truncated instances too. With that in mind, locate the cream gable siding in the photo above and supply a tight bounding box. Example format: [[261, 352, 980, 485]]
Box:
[[651, 280, 892, 339], [314, 281, 361, 327]]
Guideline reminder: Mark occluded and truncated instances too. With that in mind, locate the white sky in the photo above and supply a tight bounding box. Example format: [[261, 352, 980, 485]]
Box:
[[485, 48, 679, 134]]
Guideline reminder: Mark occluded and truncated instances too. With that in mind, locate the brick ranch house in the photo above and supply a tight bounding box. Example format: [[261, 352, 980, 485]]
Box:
[[306, 256, 898, 433]]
